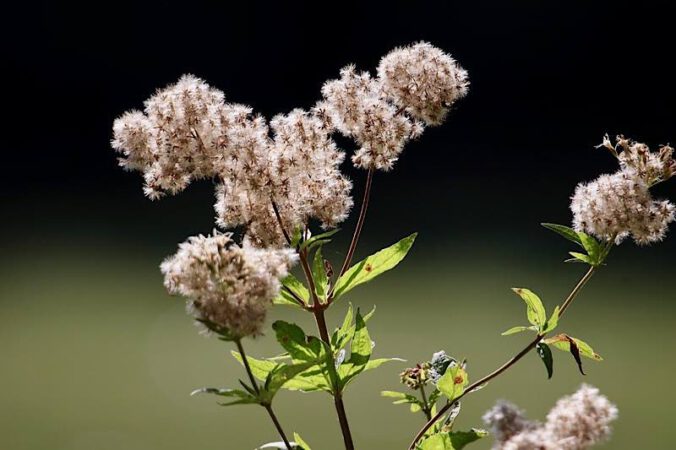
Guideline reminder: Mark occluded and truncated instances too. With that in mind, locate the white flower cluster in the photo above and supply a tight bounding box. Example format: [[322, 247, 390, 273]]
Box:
[[320, 42, 468, 171], [483, 384, 618, 450], [160, 232, 297, 337], [571, 135, 676, 245]]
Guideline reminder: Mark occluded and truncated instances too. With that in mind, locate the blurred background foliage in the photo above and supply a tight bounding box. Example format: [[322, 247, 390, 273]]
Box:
[[3, 1, 676, 449]]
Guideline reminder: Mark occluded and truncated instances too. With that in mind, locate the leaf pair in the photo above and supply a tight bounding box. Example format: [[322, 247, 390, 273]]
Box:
[[502, 288, 559, 336], [543, 333, 603, 376], [542, 223, 607, 266]]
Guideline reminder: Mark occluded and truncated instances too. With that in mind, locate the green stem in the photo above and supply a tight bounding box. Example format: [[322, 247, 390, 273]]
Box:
[[235, 339, 293, 450], [408, 263, 601, 449], [419, 384, 432, 421]]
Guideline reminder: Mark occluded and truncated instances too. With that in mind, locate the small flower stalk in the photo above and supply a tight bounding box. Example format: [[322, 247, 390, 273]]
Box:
[[112, 40, 673, 450]]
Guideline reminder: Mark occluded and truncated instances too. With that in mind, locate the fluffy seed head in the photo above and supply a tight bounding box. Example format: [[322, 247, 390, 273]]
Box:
[[485, 385, 618, 450], [320, 66, 422, 171], [571, 170, 675, 245], [160, 231, 297, 337], [377, 41, 469, 126]]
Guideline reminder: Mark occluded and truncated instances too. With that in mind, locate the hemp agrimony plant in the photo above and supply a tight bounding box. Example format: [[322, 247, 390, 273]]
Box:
[[111, 42, 675, 450]]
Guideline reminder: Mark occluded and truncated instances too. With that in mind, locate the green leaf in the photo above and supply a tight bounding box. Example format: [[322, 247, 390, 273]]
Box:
[[331, 304, 354, 350], [544, 334, 603, 361], [272, 321, 322, 363], [541, 223, 584, 247], [416, 429, 488, 450], [437, 364, 468, 402], [578, 233, 602, 264], [280, 368, 332, 393], [542, 305, 560, 334], [273, 274, 309, 308], [501, 325, 536, 336], [293, 433, 312, 450], [511, 288, 547, 329], [381, 390, 424, 407], [338, 310, 372, 387], [544, 334, 602, 375], [299, 228, 340, 251], [290, 226, 303, 248], [312, 246, 328, 298], [536, 343, 554, 379], [231, 351, 278, 381], [189, 387, 258, 406], [264, 361, 317, 398], [333, 233, 417, 300], [567, 251, 594, 265]]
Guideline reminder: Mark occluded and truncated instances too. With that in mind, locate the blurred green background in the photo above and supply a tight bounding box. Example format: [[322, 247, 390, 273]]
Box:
[[2, 214, 674, 449]]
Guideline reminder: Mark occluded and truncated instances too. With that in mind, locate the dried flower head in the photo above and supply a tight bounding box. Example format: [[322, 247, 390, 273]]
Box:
[[400, 362, 431, 389], [485, 385, 617, 450], [598, 134, 675, 185], [544, 384, 618, 450], [320, 66, 421, 171], [214, 108, 353, 246], [378, 41, 469, 126], [112, 75, 233, 199], [571, 170, 675, 245], [483, 401, 538, 445], [160, 231, 297, 337]]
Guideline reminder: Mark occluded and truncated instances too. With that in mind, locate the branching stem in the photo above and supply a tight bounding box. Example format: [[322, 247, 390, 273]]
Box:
[[407, 263, 600, 449], [235, 339, 293, 450]]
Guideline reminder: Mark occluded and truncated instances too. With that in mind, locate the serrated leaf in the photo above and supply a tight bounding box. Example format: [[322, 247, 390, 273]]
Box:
[[312, 246, 328, 298], [333, 233, 417, 300], [231, 351, 278, 381], [437, 364, 468, 402], [265, 361, 317, 397], [272, 321, 322, 363], [536, 343, 554, 379], [273, 274, 310, 308], [331, 304, 354, 350], [511, 288, 547, 329], [280, 368, 332, 393], [541, 223, 584, 247], [338, 310, 372, 387], [501, 325, 535, 336]]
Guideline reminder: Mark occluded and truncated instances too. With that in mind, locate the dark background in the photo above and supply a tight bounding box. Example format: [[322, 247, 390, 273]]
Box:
[[3, 2, 676, 450]]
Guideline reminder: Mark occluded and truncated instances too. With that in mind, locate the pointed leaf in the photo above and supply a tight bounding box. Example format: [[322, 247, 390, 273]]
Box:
[[293, 433, 312, 450], [299, 228, 340, 251], [536, 343, 554, 379], [231, 351, 278, 381], [511, 288, 547, 329], [543, 305, 560, 334], [272, 321, 322, 363], [333, 233, 417, 300], [541, 223, 584, 247], [501, 326, 534, 336], [312, 246, 328, 298]]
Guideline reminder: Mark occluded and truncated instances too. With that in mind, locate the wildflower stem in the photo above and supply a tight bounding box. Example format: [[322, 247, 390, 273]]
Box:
[[419, 385, 432, 421], [334, 167, 374, 290], [235, 339, 293, 450], [408, 264, 599, 449]]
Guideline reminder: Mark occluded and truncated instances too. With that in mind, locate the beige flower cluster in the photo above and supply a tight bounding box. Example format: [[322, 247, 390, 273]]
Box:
[[483, 384, 618, 450], [571, 135, 676, 245], [320, 42, 468, 171], [113, 43, 468, 334], [160, 232, 297, 337]]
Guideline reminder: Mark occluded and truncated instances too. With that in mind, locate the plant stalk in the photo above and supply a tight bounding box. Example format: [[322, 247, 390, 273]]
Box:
[[235, 339, 293, 450], [407, 264, 599, 449]]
